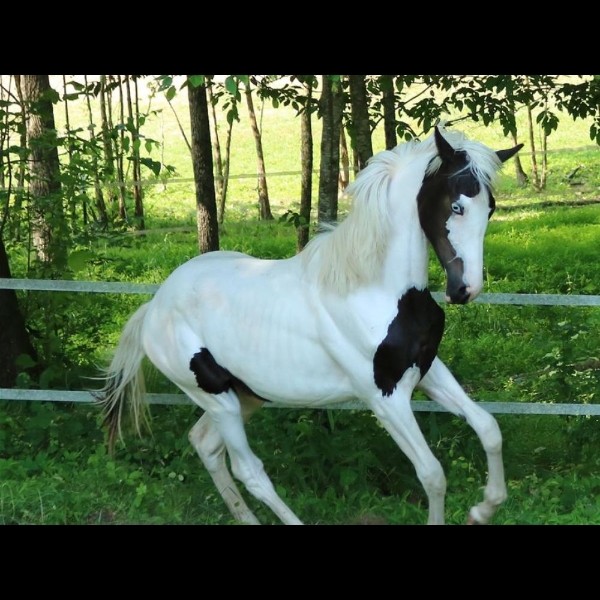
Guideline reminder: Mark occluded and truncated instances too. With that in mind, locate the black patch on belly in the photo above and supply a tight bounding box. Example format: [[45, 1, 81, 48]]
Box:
[[189, 347, 270, 401], [373, 287, 445, 397]]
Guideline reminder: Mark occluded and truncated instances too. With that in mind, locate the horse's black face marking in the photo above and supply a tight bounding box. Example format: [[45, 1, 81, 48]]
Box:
[[373, 287, 445, 397], [417, 156, 476, 302], [417, 134, 496, 304]]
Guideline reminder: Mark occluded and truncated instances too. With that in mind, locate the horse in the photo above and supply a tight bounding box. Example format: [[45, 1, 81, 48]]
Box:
[[98, 126, 522, 525]]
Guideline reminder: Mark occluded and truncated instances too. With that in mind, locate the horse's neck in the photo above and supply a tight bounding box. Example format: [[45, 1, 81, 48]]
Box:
[[381, 212, 429, 296], [380, 170, 430, 297]]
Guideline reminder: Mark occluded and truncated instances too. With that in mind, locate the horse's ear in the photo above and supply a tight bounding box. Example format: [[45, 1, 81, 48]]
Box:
[[496, 144, 524, 163], [434, 126, 456, 162]]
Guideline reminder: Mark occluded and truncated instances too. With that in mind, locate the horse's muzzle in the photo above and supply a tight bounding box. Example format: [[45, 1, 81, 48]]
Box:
[[446, 285, 471, 304]]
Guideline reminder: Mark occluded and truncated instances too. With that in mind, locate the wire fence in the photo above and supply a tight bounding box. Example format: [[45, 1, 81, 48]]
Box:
[[1, 277, 599, 416]]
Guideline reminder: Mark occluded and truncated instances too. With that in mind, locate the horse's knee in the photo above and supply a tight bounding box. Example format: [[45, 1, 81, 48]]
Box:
[[479, 413, 503, 455], [230, 454, 275, 501], [189, 418, 225, 472], [418, 458, 446, 498]]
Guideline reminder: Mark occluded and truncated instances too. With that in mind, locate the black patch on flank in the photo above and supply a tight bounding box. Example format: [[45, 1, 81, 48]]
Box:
[[190, 348, 233, 394], [373, 288, 445, 397], [189, 347, 270, 401]]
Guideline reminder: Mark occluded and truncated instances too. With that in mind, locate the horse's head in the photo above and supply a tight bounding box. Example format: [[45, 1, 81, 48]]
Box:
[[417, 127, 522, 304]]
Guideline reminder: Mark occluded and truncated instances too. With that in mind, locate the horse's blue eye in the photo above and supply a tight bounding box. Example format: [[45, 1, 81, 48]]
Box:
[[451, 202, 464, 215]]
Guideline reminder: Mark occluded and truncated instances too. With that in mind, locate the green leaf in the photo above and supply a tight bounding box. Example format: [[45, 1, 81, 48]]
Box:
[[16, 354, 37, 369], [188, 75, 205, 88], [139, 157, 162, 177], [225, 76, 238, 96], [45, 88, 61, 104], [166, 85, 177, 102]]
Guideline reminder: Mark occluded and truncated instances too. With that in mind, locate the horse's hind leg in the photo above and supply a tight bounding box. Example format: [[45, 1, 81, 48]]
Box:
[[190, 390, 265, 525], [417, 358, 507, 524], [183, 385, 303, 525], [190, 413, 260, 525]]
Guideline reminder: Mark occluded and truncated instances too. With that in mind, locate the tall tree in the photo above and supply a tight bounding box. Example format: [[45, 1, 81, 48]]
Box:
[[188, 76, 219, 253], [9, 76, 27, 241], [19, 75, 68, 271], [379, 75, 397, 149], [115, 75, 128, 221], [511, 131, 529, 186], [83, 75, 109, 227], [318, 75, 344, 224], [0, 77, 37, 385], [339, 128, 350, 191], [245, 79, 273, 220], [99, 75, 118, 210], [61, 75, 79, 228], [0, 237, 38, 386], [125, 76, 145, 229], [348, 75, 373, 172], [297, 79, 313, 252], [207, 77, 234, 225]]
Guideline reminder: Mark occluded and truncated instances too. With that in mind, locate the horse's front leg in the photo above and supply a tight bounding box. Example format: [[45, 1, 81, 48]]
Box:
[[367, 366, 447, 525], [417, 357, 507, 524]]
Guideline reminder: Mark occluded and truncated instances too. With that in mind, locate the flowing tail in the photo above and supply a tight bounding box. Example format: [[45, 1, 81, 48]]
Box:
[[96, 302, 151, 453]]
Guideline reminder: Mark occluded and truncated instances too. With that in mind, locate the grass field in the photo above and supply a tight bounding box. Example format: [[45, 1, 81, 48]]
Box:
[[1, 76, 599, 525]]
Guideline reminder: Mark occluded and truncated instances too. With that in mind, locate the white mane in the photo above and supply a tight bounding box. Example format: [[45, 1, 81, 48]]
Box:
[[301, 128, 502, 295]]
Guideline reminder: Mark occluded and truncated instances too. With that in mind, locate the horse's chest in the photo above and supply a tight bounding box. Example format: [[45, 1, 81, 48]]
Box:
[[373, 287, 445, 396]]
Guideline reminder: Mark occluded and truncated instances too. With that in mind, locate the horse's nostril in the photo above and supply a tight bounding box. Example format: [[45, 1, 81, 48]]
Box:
[[449, 286, 470, 304]]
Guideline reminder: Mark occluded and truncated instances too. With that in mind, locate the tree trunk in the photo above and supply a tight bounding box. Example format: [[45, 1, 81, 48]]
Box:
[[318, 75, 344, 224], [125, 76, 144, 229], [207, 78, 234, 225], [99, 75, 118, 209], [11, 76, 28, 241], [62, 74, 79, 228], [297, 81, 313, 252], [526, 103, 541, 191], [244, 82, 273, 220], [0, 78, 6, 191], [0, 235, 39, 387], [380, 75, 397, 150], [84, 75, 109, 227], [540, 127, 548, 190], [219, 120, 233, 225], [188, 79, 219, 253], [348, 75, 373, 172], [511, 131, 528, 186], [339, 127, 350, 191], [21, 74, 68, 271], [116, 76, 128, 221]]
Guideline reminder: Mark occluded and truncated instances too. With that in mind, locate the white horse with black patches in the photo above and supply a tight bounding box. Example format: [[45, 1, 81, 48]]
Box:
[[98, 127, 522, 525]]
